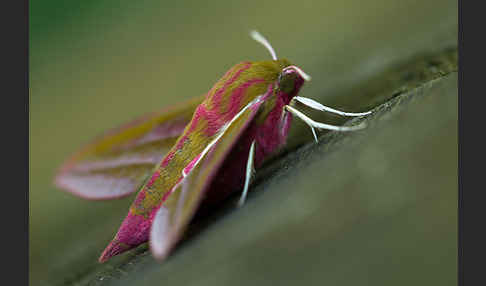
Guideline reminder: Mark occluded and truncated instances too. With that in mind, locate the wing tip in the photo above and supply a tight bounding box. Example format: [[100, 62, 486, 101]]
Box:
[[98, 238, 173, 263], [98, 239, 132, 263], [98, 242, 115, 263]]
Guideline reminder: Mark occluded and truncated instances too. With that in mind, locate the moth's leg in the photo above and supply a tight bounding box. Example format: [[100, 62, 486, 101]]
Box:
[[238, 140, 256, 207], [291, 96, 373, 117], [284, 105, 367, 143]]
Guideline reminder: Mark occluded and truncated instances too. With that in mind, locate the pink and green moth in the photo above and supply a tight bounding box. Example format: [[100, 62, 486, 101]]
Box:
[[55, 31, 372, 263]]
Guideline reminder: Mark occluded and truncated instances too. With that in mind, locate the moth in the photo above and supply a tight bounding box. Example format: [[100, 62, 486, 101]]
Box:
[[55, 31, 372, 263]]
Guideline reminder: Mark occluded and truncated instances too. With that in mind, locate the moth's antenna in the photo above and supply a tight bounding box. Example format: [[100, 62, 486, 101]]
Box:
[[250, 30, 278, 60]]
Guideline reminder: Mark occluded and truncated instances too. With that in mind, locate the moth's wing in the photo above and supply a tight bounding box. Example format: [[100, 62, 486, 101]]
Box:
[[55, 95, 205, 200], [150, 98, 264, 261]]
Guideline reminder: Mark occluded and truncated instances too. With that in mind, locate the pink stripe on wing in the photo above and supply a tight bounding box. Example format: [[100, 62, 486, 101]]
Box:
[[210, 62, 252, 108]]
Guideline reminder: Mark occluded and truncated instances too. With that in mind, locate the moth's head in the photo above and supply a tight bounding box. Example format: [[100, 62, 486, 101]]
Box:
[[276, 61, 310, 96], [250, 31, 311, 98]]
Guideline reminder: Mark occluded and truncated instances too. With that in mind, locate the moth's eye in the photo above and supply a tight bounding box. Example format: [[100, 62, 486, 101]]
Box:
[[278, 71, 297, 94]]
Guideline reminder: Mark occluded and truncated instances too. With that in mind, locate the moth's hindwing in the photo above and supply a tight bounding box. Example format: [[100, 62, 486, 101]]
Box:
[[55, 95, 205, 200]]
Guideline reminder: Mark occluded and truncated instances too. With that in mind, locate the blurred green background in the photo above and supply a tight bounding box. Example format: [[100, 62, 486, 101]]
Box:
[[30, 0, 457, 285]]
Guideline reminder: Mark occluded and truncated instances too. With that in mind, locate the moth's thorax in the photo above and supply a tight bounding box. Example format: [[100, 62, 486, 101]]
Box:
[[197, 59, 306, 161], [202, 59, 304, 122], [201, 65, 307, 206]]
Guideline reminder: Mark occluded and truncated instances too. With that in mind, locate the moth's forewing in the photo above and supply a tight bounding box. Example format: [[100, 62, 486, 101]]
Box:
[[55, 95, 205, 200], [150, 98, 264, 260]]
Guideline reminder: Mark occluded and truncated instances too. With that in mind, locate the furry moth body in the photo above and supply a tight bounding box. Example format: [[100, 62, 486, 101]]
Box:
[[55, 31, 371, 263]]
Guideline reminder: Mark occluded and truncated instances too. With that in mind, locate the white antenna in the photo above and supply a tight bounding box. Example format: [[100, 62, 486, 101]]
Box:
[[250, 30, 278, 60]]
